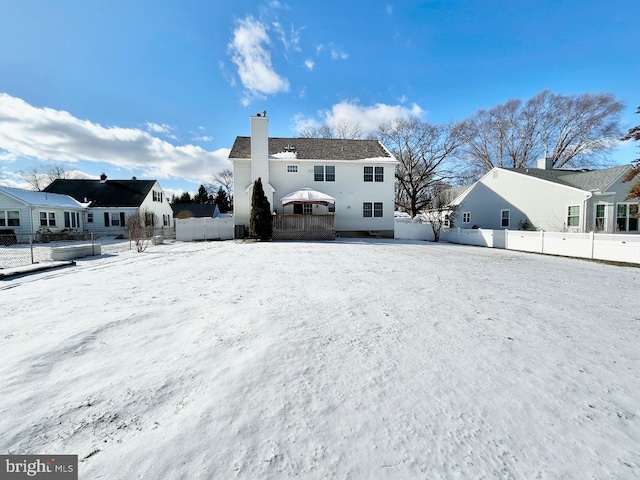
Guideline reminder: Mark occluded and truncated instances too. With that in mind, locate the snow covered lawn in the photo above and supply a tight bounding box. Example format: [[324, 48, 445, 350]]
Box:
[[1, 239, 639, 479]]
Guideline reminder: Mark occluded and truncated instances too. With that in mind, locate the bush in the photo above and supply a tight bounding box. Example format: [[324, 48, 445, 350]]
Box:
[[249, 178, 272, 241]]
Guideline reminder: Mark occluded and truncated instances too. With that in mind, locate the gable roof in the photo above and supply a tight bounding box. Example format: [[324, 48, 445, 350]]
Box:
[[0, 186, 86, 209], [171, 203, 219, 218], [229, 137, 393, 161], [44, 179, 156, 207], [510, 164, 631, 193]]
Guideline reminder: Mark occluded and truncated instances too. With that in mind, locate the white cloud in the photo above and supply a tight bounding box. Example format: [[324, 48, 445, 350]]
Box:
[[228, 16, 290, 105], [330, 48, 348, 61], [293, 100, 425, 137], [192, 135, 213, 142], [386, 4, 393, 15], [304, 59, 314, 70], [0, 93, 231, 182]]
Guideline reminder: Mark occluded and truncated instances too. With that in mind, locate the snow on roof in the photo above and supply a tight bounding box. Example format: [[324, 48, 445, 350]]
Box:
[[0, 186, 86, 209], [271, 151, 298, 159]]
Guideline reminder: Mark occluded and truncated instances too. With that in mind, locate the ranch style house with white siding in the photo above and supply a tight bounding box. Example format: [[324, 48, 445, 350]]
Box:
[[449, 158, 638, 233]]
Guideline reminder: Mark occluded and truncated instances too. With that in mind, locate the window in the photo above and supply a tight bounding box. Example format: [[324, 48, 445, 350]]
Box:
[[145, 212, 155, 227], [462, 212, 471, 223], [111, 213, 121, 226], [567, 206, 580, 227], [328, 203, 335, 213], [40, 212, 56, 227], [64, 212, 80, 228], [314, 165, 335, 182], [617, 203, 639, 231], [163, 214, 170, 227], [374, 202, 383, 217], [363, 202, 373, 217], [0, 210, 20, 227], [364, 166, 384, 182], [501, 209, 510, 228], [363, 202, 383, 217], [325, 166, 335, 182], [152, 191, 163, 202], [87, 213, 93, 223], [444, 214, 450, 228], [595, 204, 606, 231], [303, 203, 313, 214], [287, 165, 298, 173]]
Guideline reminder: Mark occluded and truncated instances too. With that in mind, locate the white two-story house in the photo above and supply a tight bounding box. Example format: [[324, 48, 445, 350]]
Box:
[[229, 113, 398, 239]]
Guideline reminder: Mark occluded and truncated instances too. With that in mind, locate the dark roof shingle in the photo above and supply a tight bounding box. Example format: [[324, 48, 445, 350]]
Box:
[[44, 179, 156, 207]]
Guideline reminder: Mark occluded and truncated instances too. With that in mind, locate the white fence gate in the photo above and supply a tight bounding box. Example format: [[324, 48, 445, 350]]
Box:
[[176, 217, 234, 242]]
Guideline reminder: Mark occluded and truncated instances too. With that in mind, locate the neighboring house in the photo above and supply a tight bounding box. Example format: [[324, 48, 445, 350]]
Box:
[[448, 158, 638, 233], [0, 186, 87, 236], [44, 174, 173, 235], [229, 113, 398, 238], [171, 203, 220, 219]]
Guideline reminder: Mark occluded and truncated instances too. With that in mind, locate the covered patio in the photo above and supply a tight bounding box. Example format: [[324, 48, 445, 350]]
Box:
[[273, 188, 336, 241]]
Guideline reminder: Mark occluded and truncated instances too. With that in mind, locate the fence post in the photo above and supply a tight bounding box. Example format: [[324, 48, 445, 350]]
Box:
[[91, 232, 95, 256], [540, 229, 544, 254], [30, 233, 34, 264], [590, 231, 595, 259]]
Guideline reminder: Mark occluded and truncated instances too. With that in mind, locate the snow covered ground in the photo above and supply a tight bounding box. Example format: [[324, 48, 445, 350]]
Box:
[[1, 239, 639, 479]]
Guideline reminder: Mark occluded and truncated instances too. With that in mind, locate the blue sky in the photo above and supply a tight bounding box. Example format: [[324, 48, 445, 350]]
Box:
[[0, 0, 638, 197]]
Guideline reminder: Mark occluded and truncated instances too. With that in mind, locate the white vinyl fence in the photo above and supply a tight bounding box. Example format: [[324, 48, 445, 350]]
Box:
[[440, 228, 640, 264], [394, 221, 434, 241], [176, 217, 234, 242]]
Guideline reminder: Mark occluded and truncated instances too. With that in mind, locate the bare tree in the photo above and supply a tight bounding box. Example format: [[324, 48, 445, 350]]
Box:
[[418, 185, 458, 242], [299, 119, 363, 139], [622, 106, 640, 200], [126, 208, 156, 252], [378, 118, 465, 217], [460, 90, 624, 174], [19, 163, 71, 191], [208, 169, 233, 205]]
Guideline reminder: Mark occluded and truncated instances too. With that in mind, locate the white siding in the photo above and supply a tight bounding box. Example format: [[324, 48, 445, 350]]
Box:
[[232, 159, 252, 228], [0, 194, 31, 235], [462, 169, 588, 232]]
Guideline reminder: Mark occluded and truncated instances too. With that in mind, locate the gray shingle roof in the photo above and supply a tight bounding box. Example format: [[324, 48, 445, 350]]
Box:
[[511, 164, 631, 192], [228, 137, 392, 161]]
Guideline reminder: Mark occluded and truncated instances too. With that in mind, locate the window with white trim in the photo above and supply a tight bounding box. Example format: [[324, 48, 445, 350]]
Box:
[[0, 210, 20, 227], [303, 203, 313, 214], [364, 166, 385, 182], [501, 209, 510, 228], [363, 202, 383, 217], [286, 165, 298, 173], [64, 211, 80, 228], [328, 203, 335, 213], [374, 202, 383, 217], [40, 212, 56, 227], [314, 165, 335, 182], [595, 204, 606, 231], [87, 213, 93, 223], [152, 190, 163, 202], [616, 203, 639, 231], [567, 206, 580, 227], [462, 212, 470, 223]]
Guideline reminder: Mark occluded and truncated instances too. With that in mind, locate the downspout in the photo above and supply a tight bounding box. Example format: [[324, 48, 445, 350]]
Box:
[[582, 192, 593, 233]]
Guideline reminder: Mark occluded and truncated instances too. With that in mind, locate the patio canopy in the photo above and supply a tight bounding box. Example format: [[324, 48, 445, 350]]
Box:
[[280, 187, 336, 205]]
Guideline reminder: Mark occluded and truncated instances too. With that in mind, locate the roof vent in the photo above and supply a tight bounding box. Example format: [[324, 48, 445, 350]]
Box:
[[100, 173, 107, 183]]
